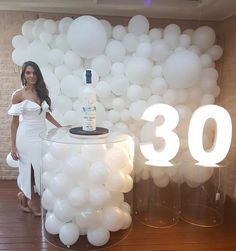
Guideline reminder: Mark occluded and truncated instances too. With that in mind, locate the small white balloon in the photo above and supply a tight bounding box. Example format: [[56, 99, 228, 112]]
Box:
[[6, 153, 19, 168], [59, 223, 80, 246], [87, 227, 110, 246]]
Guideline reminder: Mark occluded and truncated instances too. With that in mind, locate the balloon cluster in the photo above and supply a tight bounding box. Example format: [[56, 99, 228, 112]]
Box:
[[41, 132, 134, 247], [11, 15, 223, 191]]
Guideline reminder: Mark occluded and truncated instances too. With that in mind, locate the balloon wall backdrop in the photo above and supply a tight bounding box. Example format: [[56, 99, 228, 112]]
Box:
[[11, 14, 223, 245]]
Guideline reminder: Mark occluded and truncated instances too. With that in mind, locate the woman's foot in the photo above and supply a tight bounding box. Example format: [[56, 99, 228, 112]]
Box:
[[17, 192, 30, 213], [27, 200, 41, 217]]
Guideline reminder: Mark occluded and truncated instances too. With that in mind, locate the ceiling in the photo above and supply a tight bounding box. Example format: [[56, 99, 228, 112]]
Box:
[[0, 0, 235, 21]]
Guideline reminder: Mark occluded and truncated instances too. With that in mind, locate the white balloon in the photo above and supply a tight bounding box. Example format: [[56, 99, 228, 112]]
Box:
[[58, 17, 73, 34], [192, 26, 216, 52], [110, 75, 129, 95], [105, 40, 126, 62], [64, 50, 81, 70], [111, 62, 124, 75], [88, 160, 110, 185], [206, 45, 223, 61], [179, 34, 191, 48], [89, 185, 111, 208], [55, 34, 70, 51], [200, 54, 213, 68], [125, 56, 152, 85], [103, 206, 124, 232], [163, 89, 178, 105], [6, 153, 18, 168], [128, 15, 149, 36], [44, 19, 57, 34], [112, 98, 126, 111], [42, 188, 56, 211], [129, 100, 147, 120], [91, 55, 111, 77], [48, 49, 64, 66], [139, 34, 151, 43], [39, 31, 53, 44], [41, 69, 60, 99], [122, 33, 138, 52], [68, 187, 89, 208], [66, 154, 89, 178], [27, 40, 50, 66], [120, 109, 130, 122], [54, 64, 70, 80], [81, 144, 106, 162], [54, 199, 75, 222], [136, 42, 152, 58], [52, 95, 72, 114], [147, 95, 163, 106], [200, 94, 215, 105], [151, 40, 170, 62], [45, 213, 64, 235], [163, 50, 202, 89], [12, 49, 27, 66], [149, 28, 162, 41], [12, 35, 29, 49], [112, 25, 127, 40], [22, 20, 34, 41], [127, 85, 143, 101], [164, 32, 180, 50], [50, 173, 72, 198], [164, 24, 181, 36], [100, 19, 112, 38], [121, 212, 132, 230], [149, 77, 167, 95], [61, 75, 82, 98], [59, 223, 80, 246], [152, 65, 163, 78], [95, 81, 111, 99], [107, 110, 120, 123], [68, 16, 107, 58], [87, 227, 110, 246]]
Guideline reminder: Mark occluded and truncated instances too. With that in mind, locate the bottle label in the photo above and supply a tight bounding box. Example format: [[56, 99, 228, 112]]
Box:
[[82, 92, 96, 131]]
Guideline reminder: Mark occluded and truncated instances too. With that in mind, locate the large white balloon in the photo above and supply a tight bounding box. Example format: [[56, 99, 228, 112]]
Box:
[[163, 50, 202, 88], [67, 16, 107, 58]]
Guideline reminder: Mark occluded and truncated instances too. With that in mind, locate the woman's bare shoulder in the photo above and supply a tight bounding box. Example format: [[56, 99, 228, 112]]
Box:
[[11, 88, 24, 104]]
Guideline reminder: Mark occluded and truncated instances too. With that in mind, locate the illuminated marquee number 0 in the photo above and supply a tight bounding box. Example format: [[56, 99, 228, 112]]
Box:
[[140, 104, 232, 166]]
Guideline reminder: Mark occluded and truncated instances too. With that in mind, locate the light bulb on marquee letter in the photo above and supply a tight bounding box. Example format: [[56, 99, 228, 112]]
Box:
[[140, 104, 180, 166], [188, 105, 232, 166]]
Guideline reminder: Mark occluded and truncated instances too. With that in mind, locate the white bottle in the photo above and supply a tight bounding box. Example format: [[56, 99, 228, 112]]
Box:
[[82, 70, 96, 131]]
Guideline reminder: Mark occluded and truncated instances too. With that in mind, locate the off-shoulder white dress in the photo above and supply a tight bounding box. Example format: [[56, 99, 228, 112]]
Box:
[[8, 100, 49, 199]]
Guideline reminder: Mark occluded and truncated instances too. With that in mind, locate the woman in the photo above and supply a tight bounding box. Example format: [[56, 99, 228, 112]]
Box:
[[8, 61, 62, 216]]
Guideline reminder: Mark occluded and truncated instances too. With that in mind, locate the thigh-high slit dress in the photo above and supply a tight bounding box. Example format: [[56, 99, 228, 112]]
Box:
[[8, 100, 49, 199]]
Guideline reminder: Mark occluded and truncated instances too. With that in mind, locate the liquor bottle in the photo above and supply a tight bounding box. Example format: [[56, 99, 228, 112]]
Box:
[[82, 70, 96, 131]]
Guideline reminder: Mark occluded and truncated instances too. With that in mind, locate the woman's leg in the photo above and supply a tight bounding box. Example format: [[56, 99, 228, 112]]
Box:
[[27, 166, 41, 216]]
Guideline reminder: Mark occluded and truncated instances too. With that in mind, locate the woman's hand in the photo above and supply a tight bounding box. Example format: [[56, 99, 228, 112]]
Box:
[[11, 146, 19, 160]]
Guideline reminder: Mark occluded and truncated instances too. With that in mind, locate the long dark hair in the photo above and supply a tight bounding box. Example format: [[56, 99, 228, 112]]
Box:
[[21, 61, 52, 111]]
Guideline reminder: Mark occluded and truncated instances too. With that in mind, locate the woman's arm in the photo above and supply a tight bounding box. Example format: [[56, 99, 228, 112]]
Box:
[[10, 91, 22, 160], [46, 112, 62, 128], [11, 116, 19, 160]]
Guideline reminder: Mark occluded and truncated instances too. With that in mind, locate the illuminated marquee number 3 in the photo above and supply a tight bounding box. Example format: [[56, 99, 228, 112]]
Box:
[[140, 104, 232, 166]]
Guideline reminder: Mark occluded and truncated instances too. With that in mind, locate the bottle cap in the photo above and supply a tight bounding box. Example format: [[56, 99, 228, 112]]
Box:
[[86, 70, 92, 84]]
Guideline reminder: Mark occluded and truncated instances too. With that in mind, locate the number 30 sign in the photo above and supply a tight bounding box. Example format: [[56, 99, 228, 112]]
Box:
[[140, 104, 232, 167]]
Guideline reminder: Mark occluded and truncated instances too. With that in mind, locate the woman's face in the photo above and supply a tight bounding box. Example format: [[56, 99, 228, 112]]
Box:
[[24, 66, 37, 86]]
